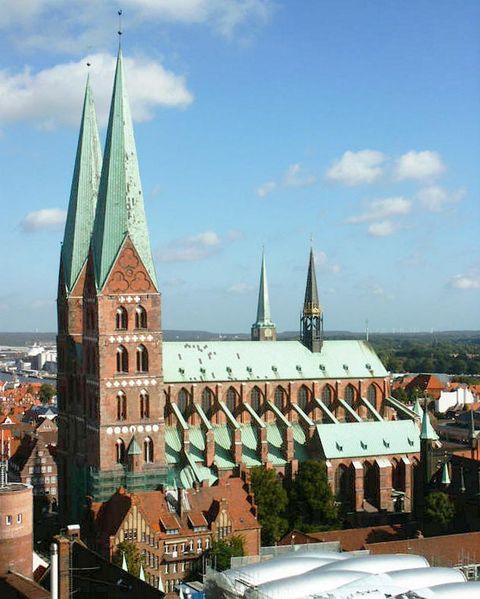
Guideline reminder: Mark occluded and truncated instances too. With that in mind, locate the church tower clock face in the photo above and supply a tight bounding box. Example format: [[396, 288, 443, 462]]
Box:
[[264, 328, 272, 338]]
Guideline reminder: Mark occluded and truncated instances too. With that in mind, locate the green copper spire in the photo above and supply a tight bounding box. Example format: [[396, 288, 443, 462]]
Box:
[[255, 250, 273, 326], [412, 397, 424, 420], [251, 249, 276, 341], [301, 247, 323, 352], [92, 49, 158, 290], [304, 247, 321, 315], [127, 436, 141, 456], [61, 76, 102, 294], [420, 408, 439, 441], [440, 461, 451, 486]]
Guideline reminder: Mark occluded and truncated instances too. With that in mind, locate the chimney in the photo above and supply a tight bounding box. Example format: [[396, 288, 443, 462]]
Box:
[[178, 488, 184, 518]]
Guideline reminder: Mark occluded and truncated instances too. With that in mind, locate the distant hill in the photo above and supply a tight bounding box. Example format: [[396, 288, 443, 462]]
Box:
[[1, 330, 478, 346]]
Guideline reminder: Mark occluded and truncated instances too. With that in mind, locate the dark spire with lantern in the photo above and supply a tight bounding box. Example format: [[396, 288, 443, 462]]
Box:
[[300, 247, 323, 352]]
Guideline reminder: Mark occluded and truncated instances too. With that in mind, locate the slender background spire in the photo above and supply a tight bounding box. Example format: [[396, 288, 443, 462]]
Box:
[[255, 249, 273, 326], [303, 247, 321, 315], [91, 48, 158, 290], [61, 76, 102, 294]]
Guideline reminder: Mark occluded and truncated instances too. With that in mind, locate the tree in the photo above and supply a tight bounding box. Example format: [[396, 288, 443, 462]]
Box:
[[392, 388, 408, 403], [39, 383, 56, 404], [112, 541, 143, 577], [288, 460, 339, 532], [250, 466, 288, 546], [423, 491, 455, 536], [210, 535, 245, 571]]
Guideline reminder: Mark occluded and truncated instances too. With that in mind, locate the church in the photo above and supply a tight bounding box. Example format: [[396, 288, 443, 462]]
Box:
[[57, 48, 424, 525]]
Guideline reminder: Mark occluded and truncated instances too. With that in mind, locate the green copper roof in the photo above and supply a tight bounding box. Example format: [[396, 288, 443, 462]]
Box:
[[253, 250, 274, 327], [412, 398, 424, 419], [61, 77, 102, 294], [163, 339, 387, 383], [420, 409, 439, 441], [127, 436, 141, 455], [92, 49, 158, 290], [316, 420, 420, 459], [441, 461, 451, 485]]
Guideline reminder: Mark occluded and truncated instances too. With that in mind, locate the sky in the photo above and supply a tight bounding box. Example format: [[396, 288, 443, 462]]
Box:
[[1, 0, 479, 334]]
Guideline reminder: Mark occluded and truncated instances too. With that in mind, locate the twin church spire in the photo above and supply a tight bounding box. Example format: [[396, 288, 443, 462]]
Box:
[[61, 48, 157, 297], [62, 49, 323, 352]]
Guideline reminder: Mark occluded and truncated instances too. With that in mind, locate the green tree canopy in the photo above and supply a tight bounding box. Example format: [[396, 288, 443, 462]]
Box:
[[112, 541, 143, 577], [39, 383, 56, 404], [250, 466, 288, 546], [423, 491, 455, 536], [288, 460, 339, 532], [211, 535, 245, 571]]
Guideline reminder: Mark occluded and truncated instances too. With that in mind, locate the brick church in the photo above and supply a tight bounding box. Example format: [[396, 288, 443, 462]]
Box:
[[57, 48, 426, 527]]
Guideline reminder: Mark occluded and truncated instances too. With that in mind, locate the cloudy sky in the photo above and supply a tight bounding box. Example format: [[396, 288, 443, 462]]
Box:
[[1, 1, 479, 333]]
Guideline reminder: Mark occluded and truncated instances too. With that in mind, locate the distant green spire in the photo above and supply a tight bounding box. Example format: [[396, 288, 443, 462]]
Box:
[[92, 49, 158, 291], [254, 250, 273, 326], [61, 76, 102, 294], [412, 397, 424, 419], [420, 408, 439, 441], [304, 247, 321, 315]]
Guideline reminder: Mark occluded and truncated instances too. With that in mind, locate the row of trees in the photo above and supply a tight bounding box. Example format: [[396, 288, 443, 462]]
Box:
[[250, 460, 339, 546]]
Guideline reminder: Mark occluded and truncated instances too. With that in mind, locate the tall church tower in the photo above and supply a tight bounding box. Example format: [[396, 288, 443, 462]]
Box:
[[251, 250, 276, 341], [59, 50, 167, 522], [300, 248, 323, 352], [57, 77, 102, 522]]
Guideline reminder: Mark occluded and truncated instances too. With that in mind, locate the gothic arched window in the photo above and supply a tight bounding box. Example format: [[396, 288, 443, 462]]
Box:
[[116, 439, 126, 464], [274, 386, 285, 410], [344, 384, 356, 407], [178, 388, 189, 416], [250, 387, 261, 412], [201, 388, 213, 416], [322, 385, 333, 406], [135, 306, 147, 330], [136, 345, 149, 372], [144, 437, 154, 463], [298, 386, 309, 411], [226, 387, 237, 414], [140, 390, 150, 419], [117, 391, 127, 421], [367, 384, 377, 404], [116, 346, 128, 373], [116, 307, 128, 330]]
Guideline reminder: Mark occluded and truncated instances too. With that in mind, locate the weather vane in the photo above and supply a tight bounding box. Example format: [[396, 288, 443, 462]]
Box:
[[118, 9, 123, 37]]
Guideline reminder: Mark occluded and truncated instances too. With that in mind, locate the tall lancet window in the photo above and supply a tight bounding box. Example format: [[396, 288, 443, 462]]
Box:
[[117, 391, 127, 421], [135, 306, 147, 329], [116, 439, 126, 464], [116, 307, 128, 330], [250, 387, 261, 412], [116, 346, 129, 373], [140, 390, 150, 419], [178, 389, 189, 416], [298, 386, 309, 411], [344, 384, 356, 407], [367, 384, 377, 405], [201, 388, 213, 416], [322, 385, 333, 406], [144, 437, 154, 463], [226, 387, 237, 414], [136, 345, 149, 372], [274, 386, 285, 410]]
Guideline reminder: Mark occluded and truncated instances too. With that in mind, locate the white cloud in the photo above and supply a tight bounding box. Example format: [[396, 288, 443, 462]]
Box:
[[226, 282, 255, 294], [367, 221, 396, 237], [348, 197, 411, 224], [256, 181, 277, 198], [415, 185, 465, 212], [450, 275, 480, 290], [395, 150, 445, 180], [21, 208, 66, 232], [0, 53, 193, 129], [284, 163, 317, 188], [256, 162, 316, 197], [315, 251, 340, 274], [325, 150, 386, 185], [156, 230, 238, 263], [0, 0, 273, 51]]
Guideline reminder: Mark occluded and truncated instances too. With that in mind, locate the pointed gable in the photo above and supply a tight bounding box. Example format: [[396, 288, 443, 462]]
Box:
[[61, 77, 102, 295], [92, 49, 158, 291]]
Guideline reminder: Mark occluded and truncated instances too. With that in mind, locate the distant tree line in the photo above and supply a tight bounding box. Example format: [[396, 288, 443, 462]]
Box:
[[369, 336, 480, 375]]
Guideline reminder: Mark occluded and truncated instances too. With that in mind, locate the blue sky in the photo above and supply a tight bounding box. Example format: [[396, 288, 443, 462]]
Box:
[[1, 1, 479, 333]]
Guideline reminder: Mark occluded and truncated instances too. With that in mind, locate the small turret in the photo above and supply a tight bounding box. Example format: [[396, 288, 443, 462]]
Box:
[[300, 247, 323, 352], [251, 250, 276, 341]]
